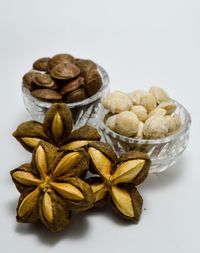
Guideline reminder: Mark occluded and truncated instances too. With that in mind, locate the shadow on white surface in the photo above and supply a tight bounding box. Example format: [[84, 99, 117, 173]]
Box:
[[141, 156, 186, 191]]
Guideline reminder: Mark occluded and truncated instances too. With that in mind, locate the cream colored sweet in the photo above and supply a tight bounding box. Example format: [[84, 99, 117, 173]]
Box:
[[139, 92, 157, 112], [149, 86, 170, 104], [165, 115, 181, 133], [105, 115, 117, 131], [130, 105, 148, 122], [143, 115, 169, 139], [115, 111, 139, 137], [158, 101, 176, 115], [128, 90, 146, 105], [102, 91, 132, 113], [147, 108, 167, 119]]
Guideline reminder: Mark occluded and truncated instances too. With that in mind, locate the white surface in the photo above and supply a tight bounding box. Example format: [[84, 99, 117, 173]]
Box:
[[0, 0, 199, 252]]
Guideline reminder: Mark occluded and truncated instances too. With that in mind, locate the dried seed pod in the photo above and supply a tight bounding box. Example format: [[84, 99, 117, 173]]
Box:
[[33, 57, 50, 72], [102, 91, 132, 114], [117, 151, 151, 185], [86, 177, 108, 208], [50, 63, 80, 80], [13, 121, 50, 152], [149, 86, 170, 104], [130, 105, 148, 122], [13, 103, 100, 152], [48, 53, 75, 71], [23, 71, 37, 90], [110, 184, 143, 221], [31, 89, 62, 102], [115, 111, 139, 137], [165, 115, 181, 133], [60, 76, 84, 96], [128, 90, 147, 105], [143, 115, 168, 139], [61, 125, 100, 150], [43, 103, 73, 146], [87, 144, 150, 222], [64, 88, 88, 103], [33, 73, 55, 88], [158, 101, 176, 115], [10, 141, 94, 232], [105, 115, 117, 131], [139, 92, 157, 112], [84, 69, 102, 96]]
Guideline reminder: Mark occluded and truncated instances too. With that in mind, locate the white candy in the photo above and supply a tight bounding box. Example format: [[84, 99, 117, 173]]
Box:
[[115, 111, 139, 137], [165, 115, 181, 133]]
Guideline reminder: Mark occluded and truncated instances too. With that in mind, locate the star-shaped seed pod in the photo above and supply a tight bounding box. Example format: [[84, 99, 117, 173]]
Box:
[[86, 142, 151, 222], [10, 141, 94, 232], [13, 103, 100, 152]]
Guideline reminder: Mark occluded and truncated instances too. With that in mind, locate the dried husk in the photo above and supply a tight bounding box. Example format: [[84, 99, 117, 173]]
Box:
[[117, 151, 151, 186], [13, 121, 50, 152], [110, 184, 143, 222], [43, 103, 73, 146]]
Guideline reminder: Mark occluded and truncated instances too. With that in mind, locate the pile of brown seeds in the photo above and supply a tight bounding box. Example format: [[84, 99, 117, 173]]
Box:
[[23, 53, 102, 103]]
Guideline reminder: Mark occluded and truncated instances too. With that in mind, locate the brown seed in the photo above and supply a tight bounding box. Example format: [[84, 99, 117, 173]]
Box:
[[75, 59, 97, 76], [50, 63, 80, 80], [84, 69, 102, 96], [60, 76, 84, 96], [64, 88, 88, 103], [23, 71, 37, 90], [33, 57, 50, 71], [34, 73, 55, 88], [48, 53, 75, 71], [31, 89, 62, 102]]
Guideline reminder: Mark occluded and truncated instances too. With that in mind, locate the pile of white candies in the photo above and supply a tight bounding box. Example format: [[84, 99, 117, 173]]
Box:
[[102, 87, 181, 139]]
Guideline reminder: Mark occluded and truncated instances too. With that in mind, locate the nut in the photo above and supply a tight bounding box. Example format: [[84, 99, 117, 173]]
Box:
[[136, 121, 144, 138], [147, 108, 167, 119], [149, 86, 170, 104], [130, 105, 148, 122], [165, 115, 181, 133], [102, 91, 132, 114], [31, 89, 62, 102], [158, 101, 176, 115], [33, 57, 50, 72], [128, 90, 146, 105], [115, 111, 139, 137], [143, 115, 168, 139], [139, 92, 157, 112], [50, 62, 80, 80], [105, 115, 117, 131]]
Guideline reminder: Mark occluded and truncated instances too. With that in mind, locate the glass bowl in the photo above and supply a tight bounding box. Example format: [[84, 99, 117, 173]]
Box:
[[96, 101, 191, 173], [22, 65, 110, 128]]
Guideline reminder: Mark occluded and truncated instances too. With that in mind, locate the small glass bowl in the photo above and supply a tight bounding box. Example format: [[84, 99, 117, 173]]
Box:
[[22, 65, 110, 128], [97, 101, 191, 173]]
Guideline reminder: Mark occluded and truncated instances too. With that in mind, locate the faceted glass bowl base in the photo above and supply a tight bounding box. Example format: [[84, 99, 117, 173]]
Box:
[[97, 102, 191, 173], [22, 65, 110, 128]]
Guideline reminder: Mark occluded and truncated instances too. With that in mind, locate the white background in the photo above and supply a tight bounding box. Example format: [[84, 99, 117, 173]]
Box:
[[0, 0, 199, 252]]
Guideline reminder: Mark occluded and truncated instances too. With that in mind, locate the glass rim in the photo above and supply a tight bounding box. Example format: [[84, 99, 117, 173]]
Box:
[[22, 64, 110, 109], [98, 100, 191, 144]]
